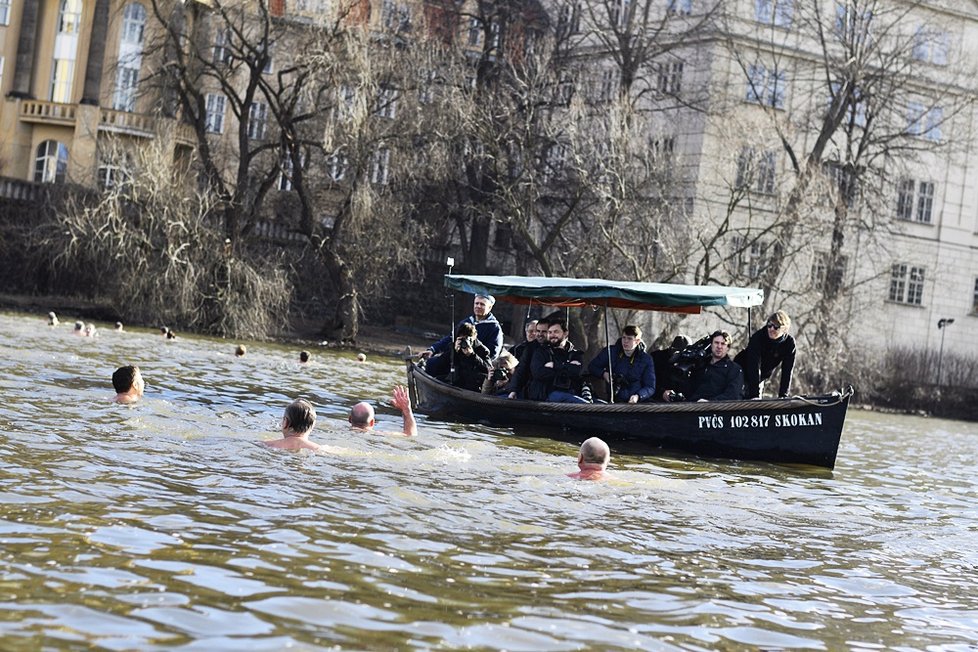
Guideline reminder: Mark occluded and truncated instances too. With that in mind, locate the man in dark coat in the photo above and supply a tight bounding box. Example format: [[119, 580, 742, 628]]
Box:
[[663, 330, 744, 402], [651, 334, 689, 399], [505, 318, 550, 399], [509, 320, 538, 363], [420, 294, 503, 376], [527, 319, 589, 403], [587, 325, 656, 403], [447, 323, 492, 392], [734, 310, 797, 399]]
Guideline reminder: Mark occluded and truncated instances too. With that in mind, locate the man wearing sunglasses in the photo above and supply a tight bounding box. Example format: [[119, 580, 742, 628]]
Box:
[[734, 310, 797, 399]]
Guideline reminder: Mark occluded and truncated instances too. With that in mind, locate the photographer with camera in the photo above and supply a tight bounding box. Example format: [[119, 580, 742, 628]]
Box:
[[661, 330, 744, 402], [419, 294, 503, 377], [587, 325, 656, 404], [482, 352, 519, 396], [527, 319, 591, 403], [447, 323, 492, 392]]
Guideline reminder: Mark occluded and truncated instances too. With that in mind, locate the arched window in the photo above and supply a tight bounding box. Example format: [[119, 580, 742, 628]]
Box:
[[114, 4, 147, 111], [121, 3, 146, 45], [34, 141, 69, 183]]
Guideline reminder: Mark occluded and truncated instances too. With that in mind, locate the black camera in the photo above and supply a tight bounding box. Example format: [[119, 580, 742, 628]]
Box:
[[672, 336, 712, 375], [456, 336, 474, 351], [668, 391, 686, 402], [492, 368, 509, 382]]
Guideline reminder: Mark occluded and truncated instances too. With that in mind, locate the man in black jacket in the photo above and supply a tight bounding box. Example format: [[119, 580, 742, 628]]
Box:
[[734, 310, 796, 398], [663, 330, 744, 402], [505, 318, 550, 399], [527, 319, 589, 403]]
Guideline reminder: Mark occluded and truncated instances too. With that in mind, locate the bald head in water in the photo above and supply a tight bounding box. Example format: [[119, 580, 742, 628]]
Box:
[[569, 437, 611, 480], [349, 401, 376, 428]]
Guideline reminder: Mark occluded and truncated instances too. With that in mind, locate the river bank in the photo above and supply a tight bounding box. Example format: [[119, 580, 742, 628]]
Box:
[[0, 292, 436, 360]]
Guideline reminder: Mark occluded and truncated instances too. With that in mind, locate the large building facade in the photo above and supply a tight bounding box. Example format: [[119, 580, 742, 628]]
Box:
[[1, 0, 977, 362]]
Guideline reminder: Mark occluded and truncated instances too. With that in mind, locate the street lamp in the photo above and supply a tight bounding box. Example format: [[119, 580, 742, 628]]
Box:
[[937, 318, 955, 387]]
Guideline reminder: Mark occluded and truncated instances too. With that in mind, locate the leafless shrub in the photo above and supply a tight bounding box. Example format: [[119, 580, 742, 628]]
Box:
[[31, 138, 291, 339]]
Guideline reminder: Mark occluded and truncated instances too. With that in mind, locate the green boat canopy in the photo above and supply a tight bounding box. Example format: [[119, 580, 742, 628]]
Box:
[[444, 275, 764, 314]]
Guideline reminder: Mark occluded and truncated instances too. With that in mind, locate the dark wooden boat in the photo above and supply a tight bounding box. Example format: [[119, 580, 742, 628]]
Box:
[[408, 274, 853, 468], [408, 361, 851, 468]]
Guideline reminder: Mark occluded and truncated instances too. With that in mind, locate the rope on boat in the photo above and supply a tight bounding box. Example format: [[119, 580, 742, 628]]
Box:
[[407, 362, 854, 413]]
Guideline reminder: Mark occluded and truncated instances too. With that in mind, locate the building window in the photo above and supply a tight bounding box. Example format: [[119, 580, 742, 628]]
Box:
[[418, 70, 436, 104], [912, 26, 948, 66], [112, 67, 139, 111], [907, 102, 942, 141], [370, 147, 391, 185], [594, 68, 617, 103], [34, 141, 69, 184], [541, 142, 567, 183], [746, 64, 786, 109], [812, 251, 848, 288], [49, 0, 83, 103], [213, 29, 232, 65], [610, 0, 631, 27], [896, 178, 934, 223], [888, 264, 925, 305], [755, 0, 793, 27], [205, 93, 226, 134], [0, 0, 11, 26], [835, 2, 873, 42], [556, 72, 574, 105], [327, 153, 348, 181], [375, 85, 398, 119], [121, 3, 147, 44], [248, 102, 268, 140], [278, 149, 304, 191], [656, 60, 683, 95], [667, 0, 692, 16], [736, 147, 777, 194], [557, 3, 580, 37], [731, 236, 777, 280], [467, 17, 481, 46], [651, 136, 675, 163]]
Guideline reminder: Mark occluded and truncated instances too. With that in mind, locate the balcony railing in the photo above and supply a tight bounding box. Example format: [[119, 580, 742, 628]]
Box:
[[99, 108, 156, 136], [19, 100, 77, 126], [0, 177, 43, 202]]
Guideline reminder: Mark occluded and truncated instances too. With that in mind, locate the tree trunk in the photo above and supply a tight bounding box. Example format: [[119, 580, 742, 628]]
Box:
[[320, 249, 359, 344]]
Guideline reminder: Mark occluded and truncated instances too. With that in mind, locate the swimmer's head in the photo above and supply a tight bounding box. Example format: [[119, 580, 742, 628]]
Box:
[[579, 437, 610, 468], [235, 344, 246, 356], [356, 353, 366, 362], [349, 401, 375, 428], [112, 365, 144, 396], [283, 399, 316, 435], [299, 350, 310, 363]]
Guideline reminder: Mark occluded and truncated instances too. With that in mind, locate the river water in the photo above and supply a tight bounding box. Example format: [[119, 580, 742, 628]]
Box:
[[1, 311, 976, 650]]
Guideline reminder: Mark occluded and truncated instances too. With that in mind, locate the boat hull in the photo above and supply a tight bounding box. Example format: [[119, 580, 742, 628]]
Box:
[[407, 361, 850, 468]]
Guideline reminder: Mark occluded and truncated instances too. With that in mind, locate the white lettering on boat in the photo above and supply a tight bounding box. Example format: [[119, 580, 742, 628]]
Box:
[[698, 415, 724, 429], [773, 412, 823, 427], [729, 414, 770, 428]]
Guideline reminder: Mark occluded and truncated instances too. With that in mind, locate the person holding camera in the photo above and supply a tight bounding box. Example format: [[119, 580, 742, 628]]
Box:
[[419, 294, 504, 377], [662, 330, 744, 402], [587, 325, 656, 404], [527, 319, 590, 403], [482, 352, 519, 396], [733, 310, 796, 399], [447, 323, 492, 392]]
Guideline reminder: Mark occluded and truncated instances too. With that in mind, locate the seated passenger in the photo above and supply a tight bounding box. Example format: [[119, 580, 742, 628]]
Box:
[[482, 351, 519, 395], [433, 322, 491, 392], [528, 319, 590, 403], [505, 317, 550, 399], [733, 310, 796, 399], [509, 320, 538, 363], [662, 330, 744, 402], [651, 334, 689, 400], [587, 325, 656, 404]]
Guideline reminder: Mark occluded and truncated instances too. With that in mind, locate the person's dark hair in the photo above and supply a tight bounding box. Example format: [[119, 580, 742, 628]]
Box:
[[299, 350, 310, 363], [671, 335, 690, 350], [284, 399, 316, 434], [549, 319, 569, 333], [455, 322, 477, 338], [711, 330, 731, 345], [112, 365, 139, 394], [235, 344, 246, 356], [622, 324, 642, 338]]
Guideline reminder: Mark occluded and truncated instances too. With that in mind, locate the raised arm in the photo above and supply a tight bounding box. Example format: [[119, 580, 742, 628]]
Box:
[[392, 385, 418, 437]]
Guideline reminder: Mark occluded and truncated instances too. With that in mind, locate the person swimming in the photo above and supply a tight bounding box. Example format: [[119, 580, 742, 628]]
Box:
[[112, 365, 145, 405], [264, 399, 321, 451], [349, 385, 417, 436], [567, 437, 611, 480]]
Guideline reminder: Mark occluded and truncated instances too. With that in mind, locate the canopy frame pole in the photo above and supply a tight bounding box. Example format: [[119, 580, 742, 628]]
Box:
[[746, 307, 752, 345], [447, 259, 456, 378], [604, 301, 614, 403]]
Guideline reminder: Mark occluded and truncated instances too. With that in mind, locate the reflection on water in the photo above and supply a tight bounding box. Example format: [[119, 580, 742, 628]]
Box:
[[1, 311, 977, 649]]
